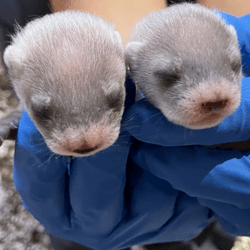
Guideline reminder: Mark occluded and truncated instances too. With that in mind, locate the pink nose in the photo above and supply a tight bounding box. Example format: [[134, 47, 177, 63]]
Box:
[[52, 122, 113, 156], [202, 100, 228, 112]]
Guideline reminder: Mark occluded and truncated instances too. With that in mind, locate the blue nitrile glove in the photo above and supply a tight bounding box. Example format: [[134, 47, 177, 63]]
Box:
[[130, 140, 250, 236], [13, 11, 250, 250]]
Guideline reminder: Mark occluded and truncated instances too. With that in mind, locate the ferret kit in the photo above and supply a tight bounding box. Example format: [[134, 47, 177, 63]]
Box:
[[126, 3, 242, 129], [0, 10, 126, 157]]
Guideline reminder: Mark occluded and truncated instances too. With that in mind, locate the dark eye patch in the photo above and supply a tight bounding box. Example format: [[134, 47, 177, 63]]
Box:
[[231, 59, 242, 74], [154, 70, 181, 89], [31, 103, 53, 121], [106, 90, 124, 112]]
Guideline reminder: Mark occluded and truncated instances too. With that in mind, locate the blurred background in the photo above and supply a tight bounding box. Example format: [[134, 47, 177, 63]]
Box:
[[51, 0, 250, 43], [0, 0, 250, 249]]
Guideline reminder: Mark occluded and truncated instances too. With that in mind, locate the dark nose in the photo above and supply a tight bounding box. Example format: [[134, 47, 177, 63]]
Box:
[[202, 100, 228, 112], [73, 145, 99, 154]]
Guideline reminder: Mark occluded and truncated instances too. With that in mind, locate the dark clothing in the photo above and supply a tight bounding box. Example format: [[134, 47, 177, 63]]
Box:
[[50, 234, 92, 250], [0, 0, 51, 29], [167, 0, 196, 5], [0, 0, 52, 69]]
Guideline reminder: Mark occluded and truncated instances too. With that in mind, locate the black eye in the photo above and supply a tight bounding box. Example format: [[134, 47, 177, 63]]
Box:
[[231, 59, 242, 74], [107, 90, 124, 112], [154, 70, 181, 89], [31, 103, 53, 121]]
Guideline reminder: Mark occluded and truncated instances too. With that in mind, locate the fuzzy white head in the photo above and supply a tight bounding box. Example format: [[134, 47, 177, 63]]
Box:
[[4, 11, 126, 157], [126, 3, 242, 129]]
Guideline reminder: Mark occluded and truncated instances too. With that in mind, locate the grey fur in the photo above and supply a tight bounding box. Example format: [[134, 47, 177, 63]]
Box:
[[2, 10, 126, 156], [126, 3, 242, 129]]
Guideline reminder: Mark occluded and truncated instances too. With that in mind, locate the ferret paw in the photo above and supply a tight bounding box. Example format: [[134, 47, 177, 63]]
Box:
[[0, 108, 23, 146]]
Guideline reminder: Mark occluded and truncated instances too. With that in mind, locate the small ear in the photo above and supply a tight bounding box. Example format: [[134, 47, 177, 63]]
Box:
[[3, 45, 24, 69], [125, 41, 144, 67], [114, 31, 123, 45], [30, 94, 52, 120], [3, 44, 26, 69], [3, 45, 14, 69], [227, 24, 237, 39], [31, 94, 51, 106]]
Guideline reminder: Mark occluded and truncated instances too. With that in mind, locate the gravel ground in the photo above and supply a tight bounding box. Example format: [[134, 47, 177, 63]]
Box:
[[0, 59, 250, 250]]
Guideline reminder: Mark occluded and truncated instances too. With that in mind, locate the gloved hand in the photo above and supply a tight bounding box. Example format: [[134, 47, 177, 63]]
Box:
[[130, 136, 250, 236]]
